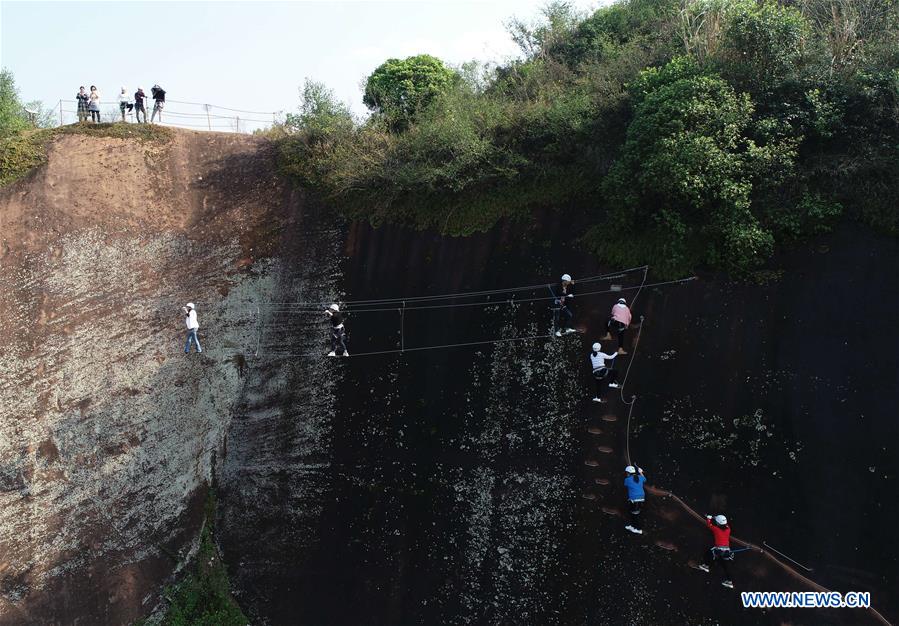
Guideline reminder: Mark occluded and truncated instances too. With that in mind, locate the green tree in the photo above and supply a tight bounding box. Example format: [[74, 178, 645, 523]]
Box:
[[598, 58, 781, 274], [0, 69, 30, 137], [285, 79, 353, 138], [363, 54, 459, 129], [718, 0, 808, 95]]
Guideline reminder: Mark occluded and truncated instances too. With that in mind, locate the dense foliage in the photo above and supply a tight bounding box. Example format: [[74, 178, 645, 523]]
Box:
[[363, 54, 460, 129], [247, 3, 899, 274], [160, 492, 248, 626], [0, 68, 54, 137]]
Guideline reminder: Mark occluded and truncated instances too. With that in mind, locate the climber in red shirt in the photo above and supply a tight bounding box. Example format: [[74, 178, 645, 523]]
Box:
[[697, 514, 735, 589]]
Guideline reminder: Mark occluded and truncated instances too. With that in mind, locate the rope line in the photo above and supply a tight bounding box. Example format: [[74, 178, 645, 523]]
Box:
[[629, 266, 651, 309], [258, 265, 650, 307], [619, 317, 645, 405], [250, 332, 557, 359], [62, 98, 278, 116], [625, 400, 637, 467], [644, 486, 891, 626], [762, 541, 814, 572], [256, 277, 696, 316]]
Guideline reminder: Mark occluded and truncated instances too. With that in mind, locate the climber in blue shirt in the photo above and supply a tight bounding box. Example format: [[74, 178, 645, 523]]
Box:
[[624, 465, 646, 535]]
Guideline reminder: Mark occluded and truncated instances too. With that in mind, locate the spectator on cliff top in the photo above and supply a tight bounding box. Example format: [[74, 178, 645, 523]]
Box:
[[118, 87, 132, 122], [134, 87, 147, 123], [88, 85, 101, 123], [553, 273, 576, 337], [589, 341, 619, 403], [604, 297, 632, 354], [76, 86, 89, 123], [150, 84, 166, 123], [697, 514, 735, 589], [183, 303, 202, 354], [624, 465, 646, 535], [325, 303, 348, 357]]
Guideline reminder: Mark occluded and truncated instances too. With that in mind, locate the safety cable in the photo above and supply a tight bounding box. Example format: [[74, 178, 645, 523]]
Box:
[[249, 332, 557, 359], [258, 265, 649, 307], [643, 486, 891, 625], [258, 278, 689, 315]]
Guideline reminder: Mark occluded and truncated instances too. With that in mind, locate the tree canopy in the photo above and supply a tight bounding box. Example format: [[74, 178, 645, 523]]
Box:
[[275, 0, 899, 277], [363, 54, 460, 129]]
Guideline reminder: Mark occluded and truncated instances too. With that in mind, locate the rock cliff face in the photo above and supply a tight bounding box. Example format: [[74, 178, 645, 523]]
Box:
[[0, 129, 329, 624], [2, 129, 896, 626]]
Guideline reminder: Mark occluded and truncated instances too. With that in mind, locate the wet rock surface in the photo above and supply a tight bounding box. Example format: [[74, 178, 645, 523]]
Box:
[[221, 220, 897, 625]]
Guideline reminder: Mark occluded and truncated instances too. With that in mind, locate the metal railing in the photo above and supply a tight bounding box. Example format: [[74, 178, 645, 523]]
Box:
[[58, 98, 284, 133]]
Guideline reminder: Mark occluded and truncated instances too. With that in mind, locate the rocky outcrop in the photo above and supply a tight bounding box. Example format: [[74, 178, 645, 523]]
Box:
[[0, 129, 326, 624]]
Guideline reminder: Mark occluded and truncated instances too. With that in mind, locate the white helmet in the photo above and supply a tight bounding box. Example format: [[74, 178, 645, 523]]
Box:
[[329, 303, 339, 312], [592, 342, 601, 352], [714, 514, 728, 526], [561, 273, 572, 282], [617, 298, 627, 305], [185, 302, 195, 309], [624, 465, 636, 474]]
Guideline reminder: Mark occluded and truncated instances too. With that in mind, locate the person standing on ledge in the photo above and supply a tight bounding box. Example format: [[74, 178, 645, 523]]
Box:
[[134, 87, 148, 123], [589, 341, 619, 403], [325, 303, 349, 357], [150, 84, 166, 123], [76, 86, 90, 123], [553, 273, 576, 337], [623, 465, 646, 535], [182, 303, 202, 354], [697, 514, 735, 589], [118, 87, 132, 122], [604, 297, 632, 354], [88, 85, 101, 123]]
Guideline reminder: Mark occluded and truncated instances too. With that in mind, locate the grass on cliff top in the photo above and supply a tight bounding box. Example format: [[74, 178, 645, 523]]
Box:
[[0, 123, 172, 188], [158, 490, 249, 626]]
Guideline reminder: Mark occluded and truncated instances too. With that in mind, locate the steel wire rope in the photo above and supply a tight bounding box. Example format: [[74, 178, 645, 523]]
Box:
[[642, 486, 891, 625], [61, 110, 240, 130], [257, 277, 695, 317], [258, 265, 651, 308], [62, 98, 277, 117], [166, 99, 277, 115], [247, 332, 557, 360]]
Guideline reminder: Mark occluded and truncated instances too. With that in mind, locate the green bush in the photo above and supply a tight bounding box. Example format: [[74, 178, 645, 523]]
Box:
[[0, 123, 172, 189], [363, 55, 460, 130], [161, 491, 248, 626], [0, 129, 52, 187], [594, 59, 787, 275]]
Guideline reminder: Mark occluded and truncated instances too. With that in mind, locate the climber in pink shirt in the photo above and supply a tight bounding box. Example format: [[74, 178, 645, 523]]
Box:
[[604, 298, 632, 354]]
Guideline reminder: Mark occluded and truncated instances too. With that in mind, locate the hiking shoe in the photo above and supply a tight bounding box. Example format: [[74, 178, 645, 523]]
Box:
[[327, 351, 336, 357], [565, 328, 578, 334], [342, 351, 349, 357], [592, 397, 602, 403], [608, 383, 620, 389], [698, 564, 710, 573], [554, 331, 562, 337], [722, 580, 734, 589]]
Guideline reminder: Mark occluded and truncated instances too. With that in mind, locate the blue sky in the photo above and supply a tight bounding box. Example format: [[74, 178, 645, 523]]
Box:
[[1, 1, 605, 128]]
